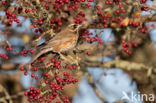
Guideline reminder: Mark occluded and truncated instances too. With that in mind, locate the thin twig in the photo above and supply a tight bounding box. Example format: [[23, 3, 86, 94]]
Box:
[[0, 84, 13, 103], [86, 73, 107, 103]]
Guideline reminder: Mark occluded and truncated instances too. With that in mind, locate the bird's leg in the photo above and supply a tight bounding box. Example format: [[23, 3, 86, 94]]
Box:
[[58, 52, 74, 64], [73, 47, 84, 53]]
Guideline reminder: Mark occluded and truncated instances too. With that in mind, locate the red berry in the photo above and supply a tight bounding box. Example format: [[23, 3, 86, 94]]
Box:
[[72, 65, 76, 69], [116, 9, 120, 13], [122, 40, 125, 44], [57, 65, 61, 69], [87, 52, 91, 56], [57, 60, 61, 64], [35, 76, 38, 80], [2, 1, 6, 4], [20, 66, 24, 71], [31, 73, 35, 78], [24, 91, 28, 96], [121, 9, 125, 13], [68, 65, 71, 69], [24, 72, 28, 76], [119, 4, 123, 8], [122, 44, 127, 48], [51, 58, 56, 62], [87, 3, 91, 7], [133, 43, 138, 47], [45, 80, 48, 84]]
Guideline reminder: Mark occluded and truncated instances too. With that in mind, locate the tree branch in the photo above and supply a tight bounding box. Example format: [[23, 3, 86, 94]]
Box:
[[86, 73, 107, 103], [84, 58, 154, 76]]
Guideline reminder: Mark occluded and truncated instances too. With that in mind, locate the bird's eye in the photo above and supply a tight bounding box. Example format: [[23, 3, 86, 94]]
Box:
[[73, 24, 77, 29], [32, 1, 36, 5]]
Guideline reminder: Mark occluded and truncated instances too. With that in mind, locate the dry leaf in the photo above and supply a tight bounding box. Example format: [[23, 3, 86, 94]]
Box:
[[121, 17, 129, 26]]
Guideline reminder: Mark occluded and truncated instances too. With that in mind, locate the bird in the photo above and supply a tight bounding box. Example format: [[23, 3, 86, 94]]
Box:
[[30, 24, 81, 64]]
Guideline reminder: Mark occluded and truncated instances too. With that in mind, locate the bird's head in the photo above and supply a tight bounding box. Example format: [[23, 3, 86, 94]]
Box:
[[68, 24, 83, 35]]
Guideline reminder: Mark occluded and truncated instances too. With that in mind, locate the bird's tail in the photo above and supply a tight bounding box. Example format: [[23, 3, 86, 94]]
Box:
[[31, 46, 54, 64]]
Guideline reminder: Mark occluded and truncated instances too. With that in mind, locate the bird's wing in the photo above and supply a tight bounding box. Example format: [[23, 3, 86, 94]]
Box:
[[31, 30, 73, 63], [42, 29, 74, 50]]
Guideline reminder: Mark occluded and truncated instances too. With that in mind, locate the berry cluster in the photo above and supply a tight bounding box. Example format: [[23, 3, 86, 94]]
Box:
[[128, 21, 140, 27], [5, 10, 20, 25], [139, 25, 149, 33], [141, 7, 149, 11], [0, 53, 9, 59], [39, 72, 78, 103], [20, 56, 79, 103], [50, 18, 62, 27], [15, 0, 92, 33], [6, 47, 13, 51], [51, 59, 62, 69], [20, 49, 34, 56], [24, 87, 43, 102], [80, 30, 103, 44], [74, 12, 86, 24], [122, 40, 138, 54]]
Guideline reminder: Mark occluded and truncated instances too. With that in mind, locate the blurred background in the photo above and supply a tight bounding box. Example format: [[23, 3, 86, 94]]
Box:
[[0, 0, 156, 103]]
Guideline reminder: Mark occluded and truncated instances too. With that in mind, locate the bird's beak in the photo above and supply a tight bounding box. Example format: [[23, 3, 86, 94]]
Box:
[[69, 29, 75, 32], [75, 24, 82, 32]]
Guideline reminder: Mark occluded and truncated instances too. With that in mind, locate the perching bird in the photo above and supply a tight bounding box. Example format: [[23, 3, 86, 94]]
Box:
[[31, 24, 81, 63]]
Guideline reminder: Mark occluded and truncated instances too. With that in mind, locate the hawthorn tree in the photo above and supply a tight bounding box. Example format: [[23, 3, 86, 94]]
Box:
[[0, 0, 156, 103]]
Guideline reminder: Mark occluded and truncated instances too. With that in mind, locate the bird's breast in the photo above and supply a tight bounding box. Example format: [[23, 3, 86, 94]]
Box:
[[54, 34, 78, 52]]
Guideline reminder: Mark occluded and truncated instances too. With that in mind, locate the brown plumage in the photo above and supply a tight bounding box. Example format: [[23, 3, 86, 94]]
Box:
[[31, 25, 79, 63]]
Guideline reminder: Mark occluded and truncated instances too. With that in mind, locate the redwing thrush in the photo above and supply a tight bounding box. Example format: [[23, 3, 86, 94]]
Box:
[[31, 24, 80, 63]]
